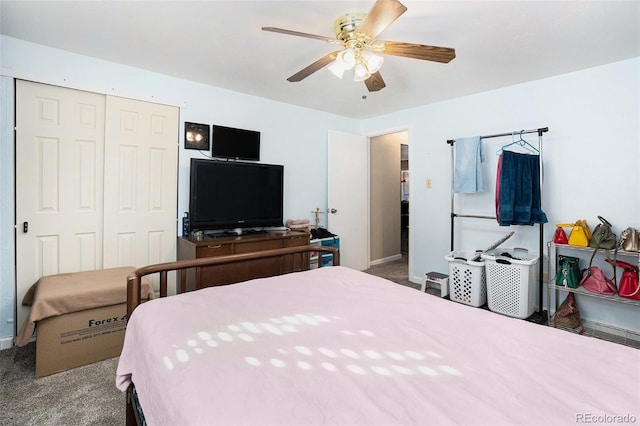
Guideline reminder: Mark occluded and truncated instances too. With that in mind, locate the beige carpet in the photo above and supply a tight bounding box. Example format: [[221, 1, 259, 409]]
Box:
[[364, 256, 441, 296], [0, 342, 124, 425]]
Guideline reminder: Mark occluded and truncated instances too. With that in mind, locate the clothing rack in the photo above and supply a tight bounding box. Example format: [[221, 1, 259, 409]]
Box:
[[446, 127, 549, 322]]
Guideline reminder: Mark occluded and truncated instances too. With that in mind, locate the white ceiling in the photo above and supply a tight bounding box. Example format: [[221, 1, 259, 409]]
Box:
[[1, 1, 639, 119]]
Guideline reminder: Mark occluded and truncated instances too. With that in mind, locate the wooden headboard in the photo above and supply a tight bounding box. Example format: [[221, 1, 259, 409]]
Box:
[[125, 245, 340, 318]]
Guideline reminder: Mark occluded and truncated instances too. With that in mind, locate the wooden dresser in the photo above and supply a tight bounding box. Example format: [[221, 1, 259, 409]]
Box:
[[177, 231, 310, 291]]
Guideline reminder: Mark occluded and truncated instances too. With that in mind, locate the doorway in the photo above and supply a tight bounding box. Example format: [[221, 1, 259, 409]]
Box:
[[326, 129, 409, 274], [401, 143, 409, 256], [369, 130, 408, 266]]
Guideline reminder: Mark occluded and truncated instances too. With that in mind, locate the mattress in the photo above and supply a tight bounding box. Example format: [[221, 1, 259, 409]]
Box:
[[116, 266, 640, 425]]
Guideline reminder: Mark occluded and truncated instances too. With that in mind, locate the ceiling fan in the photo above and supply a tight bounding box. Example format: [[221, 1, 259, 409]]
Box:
[[262, 0, 456, 92]]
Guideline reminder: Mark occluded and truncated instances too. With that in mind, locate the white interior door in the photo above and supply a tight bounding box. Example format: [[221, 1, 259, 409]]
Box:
[[15, 80, 106, 330], [15, 82, 179, 335], [103, 96, 178, 276], [327, 130, 368, 270]]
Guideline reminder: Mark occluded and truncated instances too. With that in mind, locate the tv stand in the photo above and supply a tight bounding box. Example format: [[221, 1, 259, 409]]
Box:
[[242, 229, 269, 235], [177, 231, 310, 292], [220, 228, 269, 236]]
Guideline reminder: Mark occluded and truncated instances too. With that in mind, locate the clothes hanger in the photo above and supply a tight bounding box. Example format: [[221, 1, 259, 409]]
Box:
[[516, 130, 539, 153], [495, 132, 519, 155], [495, 131, 539, 155]]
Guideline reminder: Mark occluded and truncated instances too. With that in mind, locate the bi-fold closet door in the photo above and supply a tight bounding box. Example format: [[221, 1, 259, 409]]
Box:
[[15, 80, 178, 332]]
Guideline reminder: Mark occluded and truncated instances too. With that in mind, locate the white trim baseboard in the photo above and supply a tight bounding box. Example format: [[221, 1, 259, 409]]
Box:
[[369, 254, 402, 267], [0, 337, 14, 350]]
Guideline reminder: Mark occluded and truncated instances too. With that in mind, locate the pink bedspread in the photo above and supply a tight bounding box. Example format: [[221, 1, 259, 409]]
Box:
[[116, 266, 640, 425]]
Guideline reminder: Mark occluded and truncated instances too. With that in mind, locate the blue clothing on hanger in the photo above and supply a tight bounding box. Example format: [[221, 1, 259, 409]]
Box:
[[453, 136, 484, 193], [498, 151, 547, 226]]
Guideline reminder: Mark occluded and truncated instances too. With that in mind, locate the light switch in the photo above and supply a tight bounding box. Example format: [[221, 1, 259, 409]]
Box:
[[425, 178, 432, 189]]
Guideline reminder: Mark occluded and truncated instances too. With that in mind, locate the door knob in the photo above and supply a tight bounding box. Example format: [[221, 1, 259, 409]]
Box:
[[328, 208, 337, 214]]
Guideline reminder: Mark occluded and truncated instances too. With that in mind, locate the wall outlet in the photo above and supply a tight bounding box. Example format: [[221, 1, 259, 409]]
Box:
[[425, 178, 432, 189], [542, 272, 549, 283]]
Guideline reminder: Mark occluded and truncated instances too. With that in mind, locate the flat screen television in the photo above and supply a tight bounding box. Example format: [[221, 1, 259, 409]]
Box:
[[211, 125, 260, 161], [189, 159, 283, 231]]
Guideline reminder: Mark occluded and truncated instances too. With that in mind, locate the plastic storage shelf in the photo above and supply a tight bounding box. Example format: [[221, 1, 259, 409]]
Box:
[[445, 251, 486, 307], [310, 236, 340, 268], [481, 249, 539, 319]]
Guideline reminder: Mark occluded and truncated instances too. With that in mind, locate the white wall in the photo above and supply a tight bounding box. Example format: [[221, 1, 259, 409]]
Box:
[[363, 57, 640, 330], [0, 36, 361, 226], [1, 34, 638, 339], [0, 35, 360, 340]]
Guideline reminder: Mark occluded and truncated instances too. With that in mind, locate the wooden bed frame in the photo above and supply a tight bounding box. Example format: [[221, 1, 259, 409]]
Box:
[[123, 244, 340, 426]]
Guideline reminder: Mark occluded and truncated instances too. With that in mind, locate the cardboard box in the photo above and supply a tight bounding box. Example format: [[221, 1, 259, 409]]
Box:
[[35, 303, 128, 378]]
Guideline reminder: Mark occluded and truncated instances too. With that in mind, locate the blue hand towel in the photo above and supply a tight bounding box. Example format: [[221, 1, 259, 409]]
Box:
[[453, 136, 484, 193]]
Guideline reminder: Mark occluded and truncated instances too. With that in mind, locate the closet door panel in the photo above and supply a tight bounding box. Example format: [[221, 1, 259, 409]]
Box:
[[76, 232, 98, 270], [103, 96, 178, 290], [15, 80, 105, 331], [115, 232, 137, 266]]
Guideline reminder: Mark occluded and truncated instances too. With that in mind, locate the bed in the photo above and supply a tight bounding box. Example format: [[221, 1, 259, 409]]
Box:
[[116, 245, 639, 426]]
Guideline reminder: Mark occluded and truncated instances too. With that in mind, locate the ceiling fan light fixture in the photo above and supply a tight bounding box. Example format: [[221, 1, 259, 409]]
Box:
[[339, 49, 357, 69], [264, 0, 457, 93], [353, 62, 371, 82], [328, 60, 346, 79], [362, 52, 384, 74]]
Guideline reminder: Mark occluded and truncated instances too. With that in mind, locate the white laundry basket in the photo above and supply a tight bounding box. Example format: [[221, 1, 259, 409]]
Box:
[[445, 251, 486, 307], [481, 249, 539, 319]]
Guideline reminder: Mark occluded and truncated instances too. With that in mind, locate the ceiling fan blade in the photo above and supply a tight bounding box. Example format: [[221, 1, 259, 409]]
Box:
[[356, 0, 407, 39], [287, 51, 340, 82], [364, 72, 386, 92], [380, 41, 456, 63], [262, 27, 338, 43]]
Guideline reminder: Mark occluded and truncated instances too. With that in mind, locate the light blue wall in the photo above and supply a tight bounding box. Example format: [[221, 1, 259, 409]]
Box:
[[363, 57, 640, 330], [0, 35, 360, 341], [0, 36, 361, 228], [1, 34, 638, 339], [0, 76, 15, 346]]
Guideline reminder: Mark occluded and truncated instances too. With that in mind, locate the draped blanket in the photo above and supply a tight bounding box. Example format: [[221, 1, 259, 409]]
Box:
[[117, 266, 638, 425], [16, 267, 154, 346]]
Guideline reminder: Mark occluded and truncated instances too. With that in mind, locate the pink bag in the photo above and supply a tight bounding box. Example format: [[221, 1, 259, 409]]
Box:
[[580, 267, 617, 295], [606, 259, 640, 300]]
